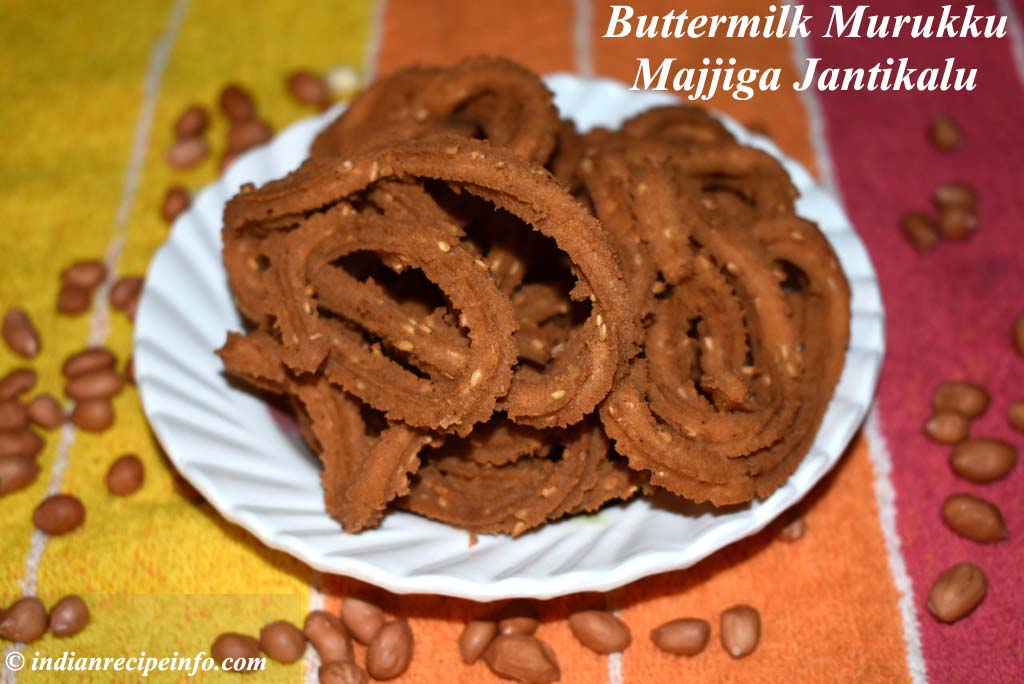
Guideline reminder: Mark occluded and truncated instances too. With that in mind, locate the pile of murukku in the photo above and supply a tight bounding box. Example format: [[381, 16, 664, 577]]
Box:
[[217, 56, 850, 535]]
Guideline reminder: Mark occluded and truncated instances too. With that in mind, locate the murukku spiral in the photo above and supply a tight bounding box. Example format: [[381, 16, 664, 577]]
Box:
[[217, 57, 850, 534]]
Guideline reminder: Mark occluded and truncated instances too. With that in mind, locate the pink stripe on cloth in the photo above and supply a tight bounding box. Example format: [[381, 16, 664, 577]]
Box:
[[808, 0, 1024, 680]]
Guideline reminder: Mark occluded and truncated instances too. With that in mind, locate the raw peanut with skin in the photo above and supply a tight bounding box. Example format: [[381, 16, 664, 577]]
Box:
[[162, 185, 191, 223], [483, 634, 560, 684], [0, 453, 40, 494], [932, 381, 990, 418], [174, 104, 209, 139], [1014, 314, 1024, 357], [900, 212, 938, 253], [3, 308, 41, 358], [778, 515, 806, 541], [1009, 399, 1024, 433], [365, 620, 414, 680], [109, 276, 143, 312], [57, 284, 91, 315], [63, 347, 117, 377], [61, 260, 107, 290], [568, 610, 631, 653], [933, 181, 976, 212], [0, 428, 44, 458], [227, 119, 273, 153], [166, 137, 208, 170], [70, 399, 114, 432], [49, 595, 90, 637], [928, 115, 961, 151], [937, 207, 977, 240], [498, 616, 539, 636], [65, 368, 124, 401], [496, 600, 539, 637], [259, 620, 306, 664], [124, 356, 135, 385], [106, 454, 144, 495], [303, 610, 354, 664], [340, 596, 386, 645], [33, 493, 85, 534], [650, 618, 711, 656], [220, 84, 255, 122], [459, 620, 497, 664], [950, 438, 1017, 483], [124, 296, 140, 322], [0, 399, 28, 430], [0, 368, 37, 400], [287, 70, 330, 106], [319, 661, 368, 684], [0, 596, 48, 643], [927, 562, 987, 623], [27, 394, 64, 429], [923, 411, 969, 444], [720, 605, 760, 659], [211, 633, 261, 671], [942, 493, 1007, 542]]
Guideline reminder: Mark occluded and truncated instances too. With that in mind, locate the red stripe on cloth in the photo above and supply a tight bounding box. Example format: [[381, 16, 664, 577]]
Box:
[[809, 0, 1024, 680]]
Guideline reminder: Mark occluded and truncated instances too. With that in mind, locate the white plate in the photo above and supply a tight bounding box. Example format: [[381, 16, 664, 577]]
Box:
[[134, 74, 884, 601]]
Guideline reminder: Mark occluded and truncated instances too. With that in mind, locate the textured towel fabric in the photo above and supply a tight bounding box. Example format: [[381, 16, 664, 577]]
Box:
[[1, 1, 1021, 682], [808, 2, 1024, 680]]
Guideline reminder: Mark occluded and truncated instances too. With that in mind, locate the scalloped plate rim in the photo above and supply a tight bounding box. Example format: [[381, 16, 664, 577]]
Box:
[[134, 72, 884, 600]]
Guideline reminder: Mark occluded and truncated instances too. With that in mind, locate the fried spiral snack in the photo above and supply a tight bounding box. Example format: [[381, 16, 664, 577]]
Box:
[[592, 132, 849, 505], [400, 418, 638, 536], [217, 57, 850, 534], [311, 57, 559, 165], [225, 134, 636, 432], [217, 331, 433, 532]]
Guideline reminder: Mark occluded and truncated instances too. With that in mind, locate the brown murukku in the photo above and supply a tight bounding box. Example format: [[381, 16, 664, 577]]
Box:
[[547, 118, 585, 191], [511, 284, 573, 367], [218, 331, 433, 532], [311, 57, 559, 165], [225, 135, 637, 431], [217, 58, 850, 535], [591, 138, 847, 505], [310, 65, 444, 158], [400, 418, 638, 536], [620, 104, 735, 145]]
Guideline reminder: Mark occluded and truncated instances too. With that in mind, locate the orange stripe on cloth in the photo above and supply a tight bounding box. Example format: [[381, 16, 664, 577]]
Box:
[[377, 0, 577, 75]]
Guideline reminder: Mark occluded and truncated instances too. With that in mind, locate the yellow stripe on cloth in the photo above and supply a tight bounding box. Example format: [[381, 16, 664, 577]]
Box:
[[1, 2, 375, 682]]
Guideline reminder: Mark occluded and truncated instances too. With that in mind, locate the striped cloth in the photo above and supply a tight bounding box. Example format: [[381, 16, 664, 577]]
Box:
[[2, 1, 1022, 681]]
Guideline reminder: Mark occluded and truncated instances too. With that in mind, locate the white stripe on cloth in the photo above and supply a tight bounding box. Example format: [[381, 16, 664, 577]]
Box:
[[362, 0, 389, 84], [573, 0, 595, 77], [865, 409, 928, 684], [995, 0, 1024, 87]]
